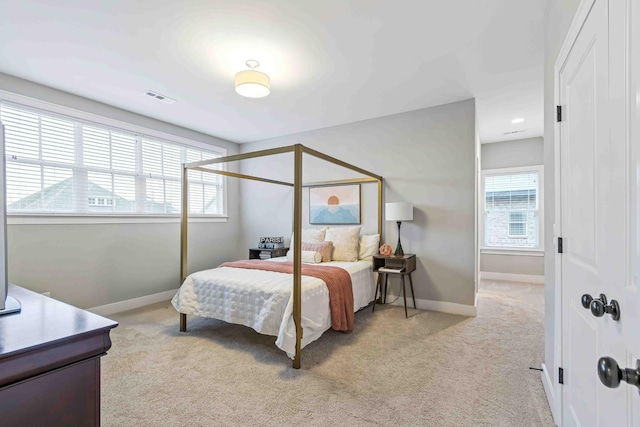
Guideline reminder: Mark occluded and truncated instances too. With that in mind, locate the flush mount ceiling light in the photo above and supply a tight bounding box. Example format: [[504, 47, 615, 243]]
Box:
[[511, 117, 525, 124], [235, 60, 270, 98]]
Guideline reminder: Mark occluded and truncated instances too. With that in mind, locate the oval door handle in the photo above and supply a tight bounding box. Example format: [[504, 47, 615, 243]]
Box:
[[598, 357, 640, 394], [581, 294, 593, 308], [581, 293, 607, 309], [590, 299, 620, 321]]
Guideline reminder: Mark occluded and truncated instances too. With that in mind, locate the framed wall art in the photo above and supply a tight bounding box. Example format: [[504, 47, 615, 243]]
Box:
[[309, 184, 360, 225]]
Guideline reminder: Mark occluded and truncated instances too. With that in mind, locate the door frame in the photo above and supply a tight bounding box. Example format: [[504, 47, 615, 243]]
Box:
[[550, 0, 599, 424]]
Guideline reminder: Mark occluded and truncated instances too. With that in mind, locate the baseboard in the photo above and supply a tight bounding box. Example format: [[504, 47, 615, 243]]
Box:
[[480, 271, 544, 284], [88, 288, 178, 316], [541, 363, 558, 425], [386, 294, 477, 316]]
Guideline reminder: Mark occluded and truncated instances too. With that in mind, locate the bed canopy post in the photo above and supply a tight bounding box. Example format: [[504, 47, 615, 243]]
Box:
[[378, 178, 383, 237], [292, 144, 303, 369], [179, 163, 188, 332]]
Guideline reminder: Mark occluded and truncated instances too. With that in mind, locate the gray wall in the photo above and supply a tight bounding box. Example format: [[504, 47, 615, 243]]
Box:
[[239, 99, 477, 307], [0, 73, 242, 309], [544, 0, 582, 402], [481, 137, 544, 170], [480, 137, 544, 277], [481, 253, 544, 276]]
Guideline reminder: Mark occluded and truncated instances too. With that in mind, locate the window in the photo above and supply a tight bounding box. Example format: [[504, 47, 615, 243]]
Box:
[[88, 197, 114, 207], [482, 167, 543, 249], [508, 212, 527, 237], [0, 101, 225, 217]]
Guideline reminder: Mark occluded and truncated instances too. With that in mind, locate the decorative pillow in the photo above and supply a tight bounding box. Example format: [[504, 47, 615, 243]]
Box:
[[324, 226, 362, 262], [286, 250, 322, 264], [303, 227, 327, 242], [358, 234, 380, 261], [303, 241, 333, 262], [290, 227, 327, 246], [286, 241, 333, 263]]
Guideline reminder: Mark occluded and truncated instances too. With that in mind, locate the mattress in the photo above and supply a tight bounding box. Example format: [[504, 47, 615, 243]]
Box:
[[171, 258, 375, 358]]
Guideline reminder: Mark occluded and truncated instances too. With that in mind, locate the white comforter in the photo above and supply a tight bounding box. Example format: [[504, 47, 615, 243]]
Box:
[[171, 258, 375, 358]]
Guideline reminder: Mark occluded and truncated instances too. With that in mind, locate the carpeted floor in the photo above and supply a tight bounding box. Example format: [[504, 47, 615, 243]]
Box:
[[102, 280, 554, 426]]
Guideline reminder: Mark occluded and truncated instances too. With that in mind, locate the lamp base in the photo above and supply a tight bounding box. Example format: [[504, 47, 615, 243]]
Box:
[[394, 221, 404, 257]]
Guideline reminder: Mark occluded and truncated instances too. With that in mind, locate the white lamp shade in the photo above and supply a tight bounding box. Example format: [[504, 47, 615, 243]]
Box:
[[235, 70, 270, 98], [385, 202, 413, 221]]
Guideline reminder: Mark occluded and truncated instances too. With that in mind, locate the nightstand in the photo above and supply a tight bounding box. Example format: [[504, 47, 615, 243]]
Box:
[[249, 247, 289, 260], [372, 254, 416, 318]]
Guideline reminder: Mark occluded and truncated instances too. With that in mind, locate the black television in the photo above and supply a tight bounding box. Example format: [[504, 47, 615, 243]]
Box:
[[0, 123, 20, 315]]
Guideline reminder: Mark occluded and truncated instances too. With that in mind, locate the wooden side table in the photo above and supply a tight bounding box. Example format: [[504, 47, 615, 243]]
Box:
[[372, 254, 417, 318], [249, 247, 289, 259]]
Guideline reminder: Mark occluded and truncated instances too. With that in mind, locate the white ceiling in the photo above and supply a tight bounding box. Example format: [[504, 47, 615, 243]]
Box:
[[0, 0, 545, 144]]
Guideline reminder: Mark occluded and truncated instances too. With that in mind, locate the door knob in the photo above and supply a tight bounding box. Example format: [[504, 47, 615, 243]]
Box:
[[590, 298, 620, 321], [597, 357, 640, 395], [581, 293, 607, 309]]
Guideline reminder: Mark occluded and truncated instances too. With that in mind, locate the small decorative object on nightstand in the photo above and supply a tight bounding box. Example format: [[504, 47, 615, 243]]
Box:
[[372, 253, 417, 318], [249, 247, 289, 260], [379, 243, 392, 257], [258, 236, 285, 249]]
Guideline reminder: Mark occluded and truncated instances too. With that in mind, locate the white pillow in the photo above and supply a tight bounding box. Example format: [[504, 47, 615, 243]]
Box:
[[290, 227, 327, 246], [286, 250, 322, 264], [303, 227, 327, 241], [324, 226, 362, 262], [358, 234, 380, 261]]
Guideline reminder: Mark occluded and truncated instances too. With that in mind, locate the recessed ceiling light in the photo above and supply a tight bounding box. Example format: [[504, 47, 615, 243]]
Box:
[[511, 117, 525, 124]]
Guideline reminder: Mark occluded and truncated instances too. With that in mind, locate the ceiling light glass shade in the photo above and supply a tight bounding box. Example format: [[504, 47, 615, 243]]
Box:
[[235, 70, 270, 98]]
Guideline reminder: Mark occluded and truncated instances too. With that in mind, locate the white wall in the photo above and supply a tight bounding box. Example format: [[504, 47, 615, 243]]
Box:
[[480, 137, 544, 278], [543, 0, 582, 415], [0, 73, 242, 309], [239, 99, 478, 307]]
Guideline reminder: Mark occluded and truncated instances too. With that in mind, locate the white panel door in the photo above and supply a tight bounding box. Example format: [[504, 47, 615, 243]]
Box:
[[626, 0, 640, 423], [560, 0, 640, 426], [560, 1, 610, 423]]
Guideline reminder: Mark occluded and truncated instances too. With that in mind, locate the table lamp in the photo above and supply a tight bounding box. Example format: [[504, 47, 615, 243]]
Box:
[[385, 202, 413, 256]]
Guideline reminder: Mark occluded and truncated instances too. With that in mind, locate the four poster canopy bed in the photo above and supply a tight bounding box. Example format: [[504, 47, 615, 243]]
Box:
[[172, 144, 383, 369]]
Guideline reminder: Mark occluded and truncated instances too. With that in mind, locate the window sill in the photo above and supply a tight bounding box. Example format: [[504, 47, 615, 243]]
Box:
[[8, 214, 228, 225], [480, 248, 544, 257]]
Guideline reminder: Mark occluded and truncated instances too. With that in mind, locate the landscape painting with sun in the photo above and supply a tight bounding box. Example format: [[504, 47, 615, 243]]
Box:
[[309, 184, 360, 225]]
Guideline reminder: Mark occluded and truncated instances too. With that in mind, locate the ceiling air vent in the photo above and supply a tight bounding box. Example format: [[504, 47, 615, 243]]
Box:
[[144, 90, 176, 104], [503, 129, 527, 135]]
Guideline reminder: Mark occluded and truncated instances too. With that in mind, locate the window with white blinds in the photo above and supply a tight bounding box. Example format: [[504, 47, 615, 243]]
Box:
[[482, 168, 543, 249], [1, 101, 225, 216]]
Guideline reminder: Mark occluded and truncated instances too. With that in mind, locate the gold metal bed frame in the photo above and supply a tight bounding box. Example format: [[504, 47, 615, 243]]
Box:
[[179, 144, 383, 369]]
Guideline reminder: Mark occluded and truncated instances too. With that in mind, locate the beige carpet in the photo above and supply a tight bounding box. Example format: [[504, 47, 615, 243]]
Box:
[[102, 280, 554, 426]]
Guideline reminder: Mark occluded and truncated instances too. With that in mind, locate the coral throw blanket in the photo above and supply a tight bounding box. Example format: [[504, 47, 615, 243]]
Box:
[[219, 260, 354, 332]]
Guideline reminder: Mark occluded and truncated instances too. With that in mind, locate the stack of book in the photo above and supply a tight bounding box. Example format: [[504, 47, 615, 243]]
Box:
[[258, 251, 272, 260], [258, 236, 284, 249]]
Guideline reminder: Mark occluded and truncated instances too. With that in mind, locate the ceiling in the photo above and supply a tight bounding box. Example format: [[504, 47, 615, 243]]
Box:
[[0, 0, 545, 144]]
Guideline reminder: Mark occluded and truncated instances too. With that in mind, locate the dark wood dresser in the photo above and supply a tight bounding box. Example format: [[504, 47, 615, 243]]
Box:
[[0, 284, 118, 426]]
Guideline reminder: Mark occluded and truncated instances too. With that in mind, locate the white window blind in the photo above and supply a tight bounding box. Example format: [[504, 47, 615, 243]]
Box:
[[483, 169, 541, 249], [485, 172, 538, 211], [1, 101, 225, 216]]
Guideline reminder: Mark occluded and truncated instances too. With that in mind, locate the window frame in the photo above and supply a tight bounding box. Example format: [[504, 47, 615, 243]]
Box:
[[480, 165, 544, 253], [0, 91, 228, 224]]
